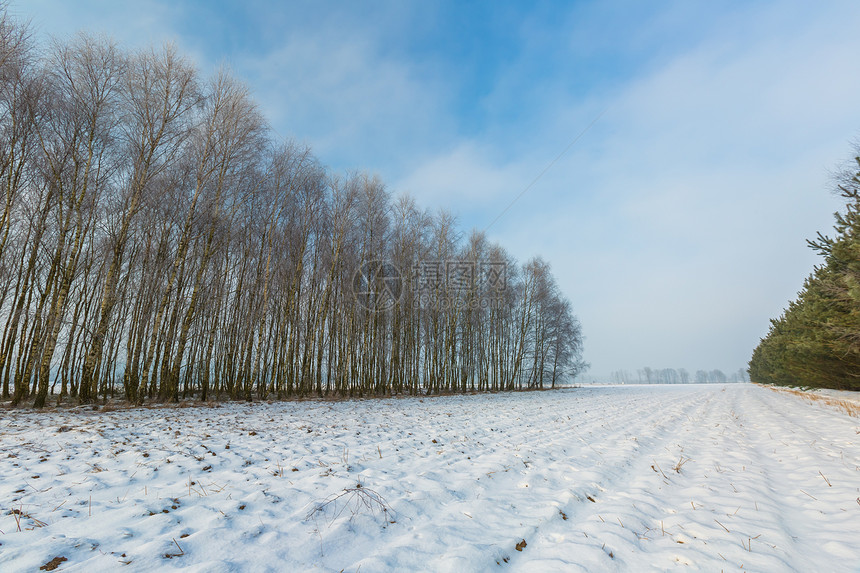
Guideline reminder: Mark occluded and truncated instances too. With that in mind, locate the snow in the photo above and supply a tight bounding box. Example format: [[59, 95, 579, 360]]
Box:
[[0, 384, 858, 572]]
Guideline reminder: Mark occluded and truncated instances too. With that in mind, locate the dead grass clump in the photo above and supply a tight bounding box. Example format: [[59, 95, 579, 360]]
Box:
[[305, 485, 395, 526], [11, 506, 47, 530], [672, 456, 691, 473], [769, 387, 859, 417]]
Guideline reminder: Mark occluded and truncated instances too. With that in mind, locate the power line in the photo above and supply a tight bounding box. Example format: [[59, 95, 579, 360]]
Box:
[[483, 107, 607, 233]]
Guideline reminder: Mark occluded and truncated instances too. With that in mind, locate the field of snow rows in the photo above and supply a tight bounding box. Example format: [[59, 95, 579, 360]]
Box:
[[0, 385, 858, 572]]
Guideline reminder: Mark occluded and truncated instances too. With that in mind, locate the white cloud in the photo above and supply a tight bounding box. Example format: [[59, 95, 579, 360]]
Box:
[[393, 142, 534, 213], [19, 0, 182, 48], [242, 23, 453, 174]]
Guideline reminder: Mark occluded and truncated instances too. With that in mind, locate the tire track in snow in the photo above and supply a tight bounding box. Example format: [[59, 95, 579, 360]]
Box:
[[495, 386, 716, 572], [512, 385, 860, 572], [724, 387, 860, 571]]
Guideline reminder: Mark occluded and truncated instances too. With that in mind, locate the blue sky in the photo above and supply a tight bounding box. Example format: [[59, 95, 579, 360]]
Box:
[[13, 0, 860, 378]]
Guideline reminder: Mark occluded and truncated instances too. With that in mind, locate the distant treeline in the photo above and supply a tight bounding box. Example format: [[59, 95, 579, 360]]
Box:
[[0, 8, 586, 407], [749, 145, 860, 391], [608, 368, 747, 385]]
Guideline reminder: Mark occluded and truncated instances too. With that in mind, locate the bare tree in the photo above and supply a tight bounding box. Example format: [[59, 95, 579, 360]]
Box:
[[0, 15, 586, 404], [16, 34, 126, 407], [79, 44, 199, 402]]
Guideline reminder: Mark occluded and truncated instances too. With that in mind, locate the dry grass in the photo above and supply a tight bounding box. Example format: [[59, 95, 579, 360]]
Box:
[[672, 456, 691, 473], [768, 387, 859, 417], [305, 484, 395, 526]]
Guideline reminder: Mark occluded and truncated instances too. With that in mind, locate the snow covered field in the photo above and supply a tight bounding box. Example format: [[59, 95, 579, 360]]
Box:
[[0, 384, 858, 572]]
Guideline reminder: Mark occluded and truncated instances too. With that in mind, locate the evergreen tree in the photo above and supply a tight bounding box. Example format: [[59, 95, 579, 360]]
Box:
[[750, 152, 860, 390]]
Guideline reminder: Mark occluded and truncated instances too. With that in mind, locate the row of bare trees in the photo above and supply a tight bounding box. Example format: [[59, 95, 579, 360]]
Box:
[[0, 10, 585, 406], [608, 368, 744, 384]]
